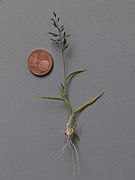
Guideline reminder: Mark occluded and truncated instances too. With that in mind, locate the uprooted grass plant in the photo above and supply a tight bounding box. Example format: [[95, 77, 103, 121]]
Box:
[[40, 12, 104, 176]]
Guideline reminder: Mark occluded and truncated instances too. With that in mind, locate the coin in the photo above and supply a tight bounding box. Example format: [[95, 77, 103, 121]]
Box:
[[28, 49, 53, 76]]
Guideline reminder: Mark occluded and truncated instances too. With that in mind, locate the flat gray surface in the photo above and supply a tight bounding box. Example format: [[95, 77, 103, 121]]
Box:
[[0, 0, 135, 179]]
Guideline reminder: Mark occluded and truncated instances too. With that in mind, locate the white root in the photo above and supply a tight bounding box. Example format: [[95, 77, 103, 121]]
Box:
[[70, 140, 80, 175], [55, 138, 80, 176], [55, 142, 68, 160], [68, 140, 76, 176]]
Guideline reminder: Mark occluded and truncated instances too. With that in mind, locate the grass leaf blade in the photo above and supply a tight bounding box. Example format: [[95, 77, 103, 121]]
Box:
[[66, 70, 87, 80], [74, 92, 104, 114], [39, 96, 64, 101]]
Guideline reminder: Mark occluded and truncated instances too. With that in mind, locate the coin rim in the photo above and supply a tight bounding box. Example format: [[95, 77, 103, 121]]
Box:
[[28, 49, 54, 76]]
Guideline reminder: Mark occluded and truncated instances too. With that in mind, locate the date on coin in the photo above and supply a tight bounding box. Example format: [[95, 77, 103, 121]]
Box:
[[28, 49, 53, 76]]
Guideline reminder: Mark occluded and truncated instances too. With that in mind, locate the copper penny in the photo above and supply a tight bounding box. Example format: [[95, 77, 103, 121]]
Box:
[[28, 49, 53, 76]]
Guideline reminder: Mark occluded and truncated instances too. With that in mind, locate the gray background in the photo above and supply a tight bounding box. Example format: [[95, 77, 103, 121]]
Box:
[[0, 0, 135, 179]]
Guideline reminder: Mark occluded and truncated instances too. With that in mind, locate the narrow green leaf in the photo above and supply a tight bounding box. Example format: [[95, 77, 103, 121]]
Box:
[[66, 70, 87, 80], [74, 92, 104, 114], [39, 96, 64, 101]]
